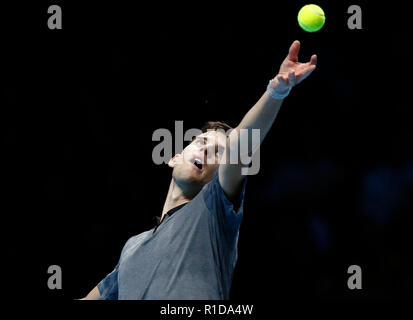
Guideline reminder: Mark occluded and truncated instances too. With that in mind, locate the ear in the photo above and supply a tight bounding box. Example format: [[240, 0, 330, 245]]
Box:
[[168, 154, 182, 168]]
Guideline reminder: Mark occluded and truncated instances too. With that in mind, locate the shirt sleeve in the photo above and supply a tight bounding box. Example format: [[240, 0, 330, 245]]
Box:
[[203, 169, 248, 239], [97, 262, 119, 300]]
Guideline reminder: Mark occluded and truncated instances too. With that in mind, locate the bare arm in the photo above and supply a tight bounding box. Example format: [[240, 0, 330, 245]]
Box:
[[80, 286, 101, 300], [219, 40, 317, 200]]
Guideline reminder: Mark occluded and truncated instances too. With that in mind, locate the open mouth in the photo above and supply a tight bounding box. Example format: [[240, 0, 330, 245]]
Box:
[[192, 158, 203, 171]]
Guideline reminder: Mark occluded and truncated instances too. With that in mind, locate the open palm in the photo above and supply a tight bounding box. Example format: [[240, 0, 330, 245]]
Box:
[[273, 40, 317, 93]]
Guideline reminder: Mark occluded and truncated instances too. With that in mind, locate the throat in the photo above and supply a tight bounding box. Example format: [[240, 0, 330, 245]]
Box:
[[161, 179, 192, 220]]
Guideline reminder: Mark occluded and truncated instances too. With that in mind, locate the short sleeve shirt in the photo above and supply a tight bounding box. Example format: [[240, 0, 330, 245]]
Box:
[[98, 170, 247, 300]]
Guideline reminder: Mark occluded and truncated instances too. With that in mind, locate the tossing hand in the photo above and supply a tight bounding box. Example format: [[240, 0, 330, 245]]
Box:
[[270, 40, 317, 96]]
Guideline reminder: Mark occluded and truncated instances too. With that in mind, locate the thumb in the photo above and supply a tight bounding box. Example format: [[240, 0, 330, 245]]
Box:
[[287, 40, 300, 62]]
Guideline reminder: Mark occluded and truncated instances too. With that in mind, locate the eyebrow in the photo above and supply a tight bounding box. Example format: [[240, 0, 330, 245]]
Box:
[[194, 135, 226, 152], [195, 135, 212, 141]]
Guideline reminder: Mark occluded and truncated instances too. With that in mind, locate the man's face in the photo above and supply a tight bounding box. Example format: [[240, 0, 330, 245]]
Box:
[[169, 131, 227, 193]]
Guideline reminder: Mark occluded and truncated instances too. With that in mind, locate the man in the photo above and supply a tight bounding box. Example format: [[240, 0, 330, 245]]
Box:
[[81, 40, 317, 299]]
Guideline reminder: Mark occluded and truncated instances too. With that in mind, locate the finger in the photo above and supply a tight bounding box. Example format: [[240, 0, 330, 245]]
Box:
[[309, 54, 317, 66], [276, 74, 288, 86], [296, 66, 315, 84], [303, 64, 316, 75], [295, 63, 316, 78], [287, 40, 300, 62]]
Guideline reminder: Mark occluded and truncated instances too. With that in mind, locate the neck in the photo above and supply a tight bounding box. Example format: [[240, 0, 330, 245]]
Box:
[[161, 178, 192, 222]]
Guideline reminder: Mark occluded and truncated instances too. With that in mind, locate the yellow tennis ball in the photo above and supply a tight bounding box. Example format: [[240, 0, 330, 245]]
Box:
[[297, 4, 325, 32]]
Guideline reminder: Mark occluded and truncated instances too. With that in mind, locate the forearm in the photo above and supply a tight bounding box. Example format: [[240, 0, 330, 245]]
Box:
[[228, 90, 284, 158], [218, 91, 283, 196], [218, 40, 316, 196], [236, 91, 283, 144], [228, 40, 316, 155]]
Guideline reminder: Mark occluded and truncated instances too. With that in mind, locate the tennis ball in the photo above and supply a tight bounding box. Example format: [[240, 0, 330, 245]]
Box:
[[297, 4, 325, 32]]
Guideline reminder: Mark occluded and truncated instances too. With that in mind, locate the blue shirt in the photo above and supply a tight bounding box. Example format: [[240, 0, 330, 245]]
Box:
[[98, 170, 247, 300]]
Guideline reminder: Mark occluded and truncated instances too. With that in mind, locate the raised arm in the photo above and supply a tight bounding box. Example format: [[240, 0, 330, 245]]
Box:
[[219, 40, 317, 200]]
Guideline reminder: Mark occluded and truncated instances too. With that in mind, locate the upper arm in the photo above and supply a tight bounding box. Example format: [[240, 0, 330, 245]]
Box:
[[218, 161, 245, 207], [204, 167, 246, 238], [96, 262, 120, 300], [218, 131, 247, 206]]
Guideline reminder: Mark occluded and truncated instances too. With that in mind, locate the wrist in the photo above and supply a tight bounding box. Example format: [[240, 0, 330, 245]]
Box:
[[266, 79, 291, 100]]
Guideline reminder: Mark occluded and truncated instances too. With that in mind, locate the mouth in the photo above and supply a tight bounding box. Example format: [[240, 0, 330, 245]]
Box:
[[191, 158, 203, 171]]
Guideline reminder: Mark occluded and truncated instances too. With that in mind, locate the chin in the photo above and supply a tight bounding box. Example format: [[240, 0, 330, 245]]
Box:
[[173, 168, 203, 185]]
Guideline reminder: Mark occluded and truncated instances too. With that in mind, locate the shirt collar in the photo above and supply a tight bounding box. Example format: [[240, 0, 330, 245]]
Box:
[[155, 202, 188, 226]]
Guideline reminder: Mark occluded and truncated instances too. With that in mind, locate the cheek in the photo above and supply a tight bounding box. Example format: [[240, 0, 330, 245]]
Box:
[[182, 146, 195, 161]]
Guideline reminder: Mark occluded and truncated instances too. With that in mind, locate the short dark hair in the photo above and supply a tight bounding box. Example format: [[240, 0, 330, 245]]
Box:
[[189, 121, 233, 144], [201, 121, 232, 133]]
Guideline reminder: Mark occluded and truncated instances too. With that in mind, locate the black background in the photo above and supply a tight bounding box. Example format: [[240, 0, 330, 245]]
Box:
[[3, 0, 413, 307]]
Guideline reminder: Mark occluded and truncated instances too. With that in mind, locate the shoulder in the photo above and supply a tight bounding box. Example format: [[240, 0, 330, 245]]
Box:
[[203, 170, 247, 213], [121, 230, 152, 256]]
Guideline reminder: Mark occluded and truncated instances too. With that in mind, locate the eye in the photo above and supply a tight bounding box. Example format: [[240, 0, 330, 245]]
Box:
[[216, 146, 224, 155]]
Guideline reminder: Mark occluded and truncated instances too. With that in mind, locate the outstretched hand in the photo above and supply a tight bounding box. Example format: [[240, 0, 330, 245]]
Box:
[[271, 40, 317, 94]]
